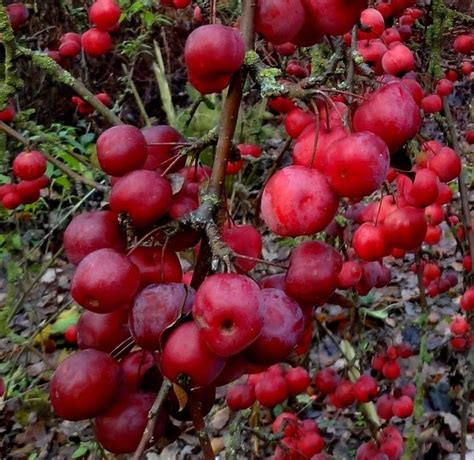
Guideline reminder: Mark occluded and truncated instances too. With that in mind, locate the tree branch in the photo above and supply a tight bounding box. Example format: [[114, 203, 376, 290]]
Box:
[[17, 46, 122, 126], [442, 96, 474, 274], [132, 379, 172, 460], [191, 0, 257, 289], [0, 121, 104, 190]]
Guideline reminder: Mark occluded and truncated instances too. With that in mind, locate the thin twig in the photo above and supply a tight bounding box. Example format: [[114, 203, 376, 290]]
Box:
[[442, 97, 474, 273], [0, 121, 103, 190], [132, 379, 172, 460], [122, 63, 151, 127], [189, 391, 215, 460]]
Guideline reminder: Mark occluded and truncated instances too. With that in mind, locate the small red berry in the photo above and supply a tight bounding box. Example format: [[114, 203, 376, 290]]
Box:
[[392, 395, 414, 418], [382, 360, 401, 380]]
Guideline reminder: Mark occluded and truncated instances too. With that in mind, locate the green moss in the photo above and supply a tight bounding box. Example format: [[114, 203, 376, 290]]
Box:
[[244, 50, 259, 66], [426, 0, 457, 80], [0, 7, 23, 109], [258, 67, 284, 97]]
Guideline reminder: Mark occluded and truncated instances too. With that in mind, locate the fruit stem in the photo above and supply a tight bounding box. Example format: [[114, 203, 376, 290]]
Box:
[[132, 379, 172, 460], [0, 121, 104, 190]]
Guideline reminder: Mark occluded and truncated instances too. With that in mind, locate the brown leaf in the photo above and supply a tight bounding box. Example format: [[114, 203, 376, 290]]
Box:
[[172, 383, 188, 411]]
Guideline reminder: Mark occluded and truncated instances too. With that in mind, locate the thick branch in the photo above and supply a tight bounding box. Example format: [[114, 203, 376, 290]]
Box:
[[191, 0, 256, 289], [17, 46, 122, 126], [0, 7, 21, 109]]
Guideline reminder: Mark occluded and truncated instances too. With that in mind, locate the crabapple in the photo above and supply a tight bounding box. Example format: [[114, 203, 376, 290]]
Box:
[[50, 349, 121, 420], [247, 288, 304, 364], [193, 273, 262, 357], [160, 321, 225, 387], [96, 125, 148, 176], [71, 248, 140, 313], [285, 241, 343, 305], [261, 165, 339, 237], [130, 283, 194, 350], [63, 211, 126, 265]]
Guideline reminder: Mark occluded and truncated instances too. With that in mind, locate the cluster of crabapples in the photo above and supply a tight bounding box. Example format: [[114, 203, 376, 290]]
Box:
[[2, 0, 470, 457], [0, 150, 49, 210]]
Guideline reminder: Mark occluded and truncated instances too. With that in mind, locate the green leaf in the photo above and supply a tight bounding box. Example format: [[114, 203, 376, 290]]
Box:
[[79, 133, 95, 145], [50, 308, 80, 334], [71, 444, 90, 459]]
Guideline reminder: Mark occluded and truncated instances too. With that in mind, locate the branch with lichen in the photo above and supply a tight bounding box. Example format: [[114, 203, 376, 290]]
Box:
[[16, 46, 122, 126], [0, 7, 22, 109]]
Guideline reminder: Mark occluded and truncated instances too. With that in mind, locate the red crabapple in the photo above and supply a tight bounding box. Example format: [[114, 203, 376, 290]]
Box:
[[50, 349, 121, 421], [193, 273, 262, 357], [71, 248, 140, 313]]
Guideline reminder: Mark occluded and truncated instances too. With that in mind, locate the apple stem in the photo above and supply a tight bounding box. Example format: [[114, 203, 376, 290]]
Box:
[[132, 379, 172, 460]]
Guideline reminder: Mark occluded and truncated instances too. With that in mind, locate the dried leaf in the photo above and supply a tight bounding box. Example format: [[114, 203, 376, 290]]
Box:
[[172, 383, 188, 411]]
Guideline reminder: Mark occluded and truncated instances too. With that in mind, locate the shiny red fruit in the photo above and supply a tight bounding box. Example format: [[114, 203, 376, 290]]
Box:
[[63, 211, 126, 265], [285, 367, 310, 395], [13, 151, 46, 181], [256, 0, 305, 45], [97, 125, 148, 176], [109, 170, 172, 227], [128, 245, 182, 288], [95, 392, 168, 454], [77, 307, 130, 353], [193, 273, 262, 357], [89, 0, 121, 30], [226, 383, 256, 410], [120, 350, 160, 391], [285, 241, 342, 305], [314, 368, 340, 394], [247, 288, 304, 364], [376, 393, 394, 419], [142, 125, 185, 172], [382, 360, 401, 380], [429, 147, 461, 183], [354, 375, 379, 403], [71, 248, 140, 313], [81, 28, 113, 56], [261, 165, 339, 237], [50, 349, 121, 420], [353, 82, 421, 153], [160, 321, 225, 387], [255, 374, 288, 407], [383, 206, 427, 251], [130, 283, 194, 350], [222, 224, 263, 272], [6, 3, 29, 30], [324, 132, 389, 199], [392, 395, 413, 418], [353, 223, 390, 261], [185, 25, 245, 94]]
